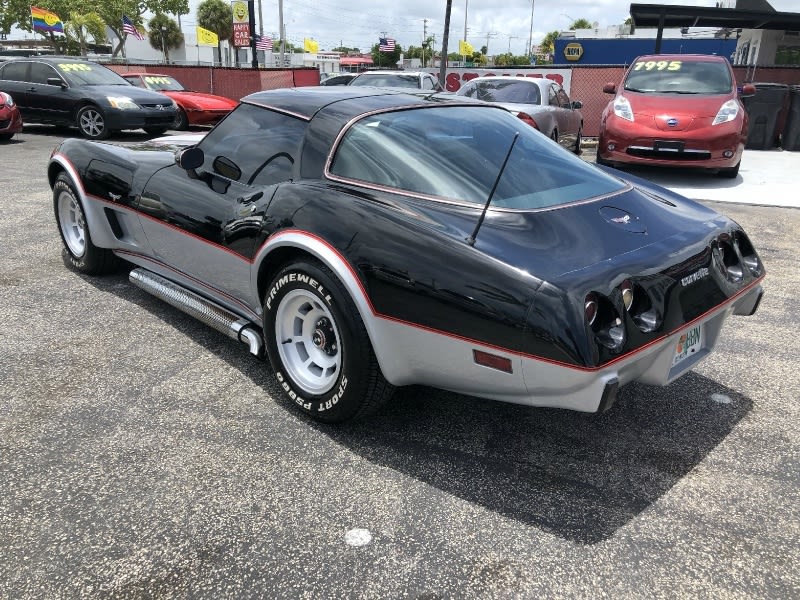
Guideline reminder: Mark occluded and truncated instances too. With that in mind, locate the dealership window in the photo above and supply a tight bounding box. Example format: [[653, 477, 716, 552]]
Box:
[[775, 45, 800, 66]]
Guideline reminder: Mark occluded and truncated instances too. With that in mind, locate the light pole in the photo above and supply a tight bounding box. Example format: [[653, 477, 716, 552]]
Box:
[[527, 0, 534, 59]]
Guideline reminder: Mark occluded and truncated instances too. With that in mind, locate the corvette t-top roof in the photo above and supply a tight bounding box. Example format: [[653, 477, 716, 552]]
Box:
[[242, 87, 462, 121]]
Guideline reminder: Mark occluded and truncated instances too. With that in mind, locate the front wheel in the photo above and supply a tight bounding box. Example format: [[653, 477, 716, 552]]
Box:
[[0, 132, 14, 142], [717, 160, 740, 179], [173, 108, 189, 131], [263, 260, 393, 422], [53, 173, 118, 274], [76, 105, 109, 140]]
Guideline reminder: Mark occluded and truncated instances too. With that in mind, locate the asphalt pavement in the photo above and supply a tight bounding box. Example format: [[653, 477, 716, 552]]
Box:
[[1, 126, 798, 598]]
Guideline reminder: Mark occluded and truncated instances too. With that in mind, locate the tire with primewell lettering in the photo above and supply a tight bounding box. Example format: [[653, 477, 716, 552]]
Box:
[[263, 260, 393, 422]]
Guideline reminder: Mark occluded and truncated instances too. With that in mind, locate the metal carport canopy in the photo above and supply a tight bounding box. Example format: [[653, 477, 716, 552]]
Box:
[[629, 3, 800, 53]]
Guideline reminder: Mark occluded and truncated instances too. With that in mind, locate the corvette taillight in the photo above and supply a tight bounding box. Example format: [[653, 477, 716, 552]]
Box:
[[715, 238, 743, 283], [734, 231, 762, 277], [517, 112, 539, 130], [586, 293, 625, 352]]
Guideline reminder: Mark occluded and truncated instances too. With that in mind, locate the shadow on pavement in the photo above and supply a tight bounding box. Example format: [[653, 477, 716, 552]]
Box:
[[81, 265, 753, 546]]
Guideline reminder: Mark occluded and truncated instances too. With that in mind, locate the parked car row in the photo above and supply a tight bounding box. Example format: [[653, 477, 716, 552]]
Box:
[[0, 56, 237, 140], [3, 54, 756, 181]]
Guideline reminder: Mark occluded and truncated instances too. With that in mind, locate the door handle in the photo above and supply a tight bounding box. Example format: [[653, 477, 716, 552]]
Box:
[[237, 191, 263, 204]]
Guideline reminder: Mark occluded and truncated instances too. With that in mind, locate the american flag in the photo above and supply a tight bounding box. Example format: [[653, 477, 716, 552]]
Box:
[[379, 37, 395, 52], [122, 15, 144, 40], [255, 34, 273, 51]]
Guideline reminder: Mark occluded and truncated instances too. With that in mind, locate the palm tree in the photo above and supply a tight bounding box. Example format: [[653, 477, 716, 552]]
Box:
[[148, 14, 184, 62], [197, 0, 233, 65]]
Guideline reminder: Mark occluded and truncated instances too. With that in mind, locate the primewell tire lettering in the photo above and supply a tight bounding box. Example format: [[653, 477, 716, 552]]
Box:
[[266, 271, 330, 310]]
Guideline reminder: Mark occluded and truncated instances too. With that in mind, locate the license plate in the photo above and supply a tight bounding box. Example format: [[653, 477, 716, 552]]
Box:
[[673, 324, 703, 366], [654, 140, 684, 152]]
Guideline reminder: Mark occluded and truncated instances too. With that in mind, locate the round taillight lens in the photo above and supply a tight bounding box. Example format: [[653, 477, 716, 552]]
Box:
[[585, 297, 598, 326], [621, 280, 634, 312]]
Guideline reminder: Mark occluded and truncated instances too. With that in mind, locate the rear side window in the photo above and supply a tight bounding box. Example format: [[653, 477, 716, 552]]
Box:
[[0, 61, 28, 82], [465, 80, 541, 104], [624, 59, 733, 94], [329, 105, 626, 210]]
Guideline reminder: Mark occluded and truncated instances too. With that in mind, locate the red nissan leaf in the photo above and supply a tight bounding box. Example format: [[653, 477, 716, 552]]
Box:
[[0, 91, 23, 141], [597, 54, 755, 178]]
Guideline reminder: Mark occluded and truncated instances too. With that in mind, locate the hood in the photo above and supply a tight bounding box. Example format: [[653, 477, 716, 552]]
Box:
[[623, 90, 732, 118], [78, 84, 174, 105], [162, 90, 238, 109]]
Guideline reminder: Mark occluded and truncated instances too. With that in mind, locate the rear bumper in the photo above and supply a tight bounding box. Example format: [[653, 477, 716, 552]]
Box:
[[186, 109, 231, 126], [519, 281, 763, 412]]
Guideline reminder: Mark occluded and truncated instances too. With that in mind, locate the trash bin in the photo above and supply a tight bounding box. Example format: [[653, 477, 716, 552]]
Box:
[[742, 83, 789, 150], [782, 85, 800, 151]]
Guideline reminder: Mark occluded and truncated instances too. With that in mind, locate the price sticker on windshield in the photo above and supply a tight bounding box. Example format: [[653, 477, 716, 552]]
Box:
[[145, 76, 172, 85], [634, 60, 682, 71], [58, 63, 93, 72]]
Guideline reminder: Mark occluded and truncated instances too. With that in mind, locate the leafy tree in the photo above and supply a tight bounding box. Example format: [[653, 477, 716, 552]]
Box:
[[65, 11, 106, 55], [147, 13, 183, 62], [540, 30, 560, 54], [332, 46, 360, 54], [197, 0, 231, 64], [569, 18, 593, 30], [480, 45, 487, 55]]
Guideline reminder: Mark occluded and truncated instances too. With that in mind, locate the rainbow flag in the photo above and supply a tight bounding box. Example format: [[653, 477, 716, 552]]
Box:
[[31, 6, 64, 33]]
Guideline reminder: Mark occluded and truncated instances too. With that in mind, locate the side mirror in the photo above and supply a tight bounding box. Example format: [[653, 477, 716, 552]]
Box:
[[47, 77, 66, 88], [602, 82, 617, 94], [176, 146, 204, 170], [571, 100, 583, 109], [740, 83, 756, 97]]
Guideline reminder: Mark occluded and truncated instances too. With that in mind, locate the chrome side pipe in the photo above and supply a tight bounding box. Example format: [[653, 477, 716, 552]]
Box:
[[129, 268, 263, 356]]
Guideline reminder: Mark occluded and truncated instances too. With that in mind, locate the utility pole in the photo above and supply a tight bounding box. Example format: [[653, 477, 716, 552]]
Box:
[[462, 0, 468, 63], [527, 0, 535, 60], [423, 18, 427, 68], [439, 0, 451, 88], [278, 0, 285, 67]]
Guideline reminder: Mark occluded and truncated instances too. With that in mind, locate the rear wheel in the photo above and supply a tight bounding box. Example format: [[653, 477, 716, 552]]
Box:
[[263, 260, 393, 422], [76, 105, 109, 140], [53, 173, 118, 274], [573, 127, 583, 155], [717, 160, 740, 179], [0, 133, 13, 141]]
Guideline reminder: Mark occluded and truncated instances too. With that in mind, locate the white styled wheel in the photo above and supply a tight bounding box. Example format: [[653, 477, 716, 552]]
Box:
[[53, 173, 118, 274], [57, 189, 86, 258], [274, 288, 342, 395], [263, 260, 393, 422]]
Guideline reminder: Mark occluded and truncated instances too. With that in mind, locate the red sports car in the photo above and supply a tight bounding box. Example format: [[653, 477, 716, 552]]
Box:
[[597, 54, 755, 178], [122, 73, 238, 130], [0, 91, 23, 141]]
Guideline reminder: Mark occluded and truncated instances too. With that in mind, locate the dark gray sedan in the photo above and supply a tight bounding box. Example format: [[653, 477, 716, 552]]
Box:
[[457, 76, 583, 153]]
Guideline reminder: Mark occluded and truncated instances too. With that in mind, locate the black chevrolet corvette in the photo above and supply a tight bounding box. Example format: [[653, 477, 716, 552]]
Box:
[[48, 87, 764, 422]]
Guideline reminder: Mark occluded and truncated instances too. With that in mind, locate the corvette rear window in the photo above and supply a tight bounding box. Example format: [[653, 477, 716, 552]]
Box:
[[329, 106, 626, 209]]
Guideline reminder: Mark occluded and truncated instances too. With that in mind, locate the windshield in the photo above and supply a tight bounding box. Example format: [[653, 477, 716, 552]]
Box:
[[56, 62, 131, 86], [330, 106, 626, 210], [463, 80, 541, 104], [141, 75, 185, 91], [349, 74, 420, 88], [624, 59, 733, 94]]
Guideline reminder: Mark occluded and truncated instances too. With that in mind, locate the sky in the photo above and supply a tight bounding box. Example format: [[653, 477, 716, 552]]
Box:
[[6, 0, 798, 56]]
